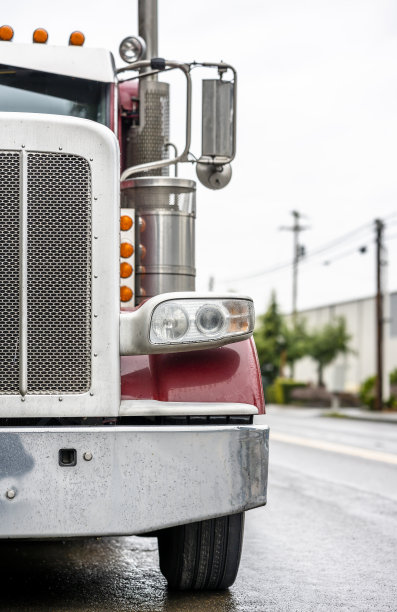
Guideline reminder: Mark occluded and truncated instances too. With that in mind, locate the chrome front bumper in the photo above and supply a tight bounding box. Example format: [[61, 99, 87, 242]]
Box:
[[0, 420, 269, 538]]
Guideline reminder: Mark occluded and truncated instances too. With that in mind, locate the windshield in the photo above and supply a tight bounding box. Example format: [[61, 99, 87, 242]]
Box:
[[0, 65, 110, 125]]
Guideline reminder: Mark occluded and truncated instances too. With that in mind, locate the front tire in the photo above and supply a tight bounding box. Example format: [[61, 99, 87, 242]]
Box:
[[157, 512, 244, 591]]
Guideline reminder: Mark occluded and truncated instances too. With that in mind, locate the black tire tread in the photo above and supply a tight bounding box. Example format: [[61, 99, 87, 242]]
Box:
[[158, 512, 244, 591]]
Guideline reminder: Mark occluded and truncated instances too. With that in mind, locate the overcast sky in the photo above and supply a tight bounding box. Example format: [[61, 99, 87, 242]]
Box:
[[3, 0, 397, 315]]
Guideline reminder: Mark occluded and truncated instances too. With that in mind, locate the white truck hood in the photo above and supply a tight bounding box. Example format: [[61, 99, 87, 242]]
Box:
[[0, 41, 115, 82]]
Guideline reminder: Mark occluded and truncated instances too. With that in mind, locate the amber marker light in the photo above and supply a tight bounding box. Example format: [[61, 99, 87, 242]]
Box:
[[0, 25, 14, 41], [120, 215, 133, 231], [120, 286, 133, 302], [69, 31, 85, 46], [120, 262, 133, 278], [228, 319, 249, 333], [33, 28, 49, 43], [120, 242, 134, 258]]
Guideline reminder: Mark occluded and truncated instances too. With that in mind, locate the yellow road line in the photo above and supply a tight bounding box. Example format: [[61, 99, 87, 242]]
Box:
[[271, 431, 397, 465]]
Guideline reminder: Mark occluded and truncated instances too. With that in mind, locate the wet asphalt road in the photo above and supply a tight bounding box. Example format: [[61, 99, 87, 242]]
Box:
[[1, 407, 397, 611]]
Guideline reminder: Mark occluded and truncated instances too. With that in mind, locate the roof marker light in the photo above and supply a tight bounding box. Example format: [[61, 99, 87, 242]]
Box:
[[0, 25, 14, 41], [33, 28, 48, 44], [69, 31, 85, 46]]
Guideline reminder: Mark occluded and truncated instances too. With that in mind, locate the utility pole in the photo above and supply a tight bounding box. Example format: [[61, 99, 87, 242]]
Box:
[[208, 276, 214, 291], [375, 218, 385, 411], [292, 211, 300, 319], [280, 210, 308, 319]]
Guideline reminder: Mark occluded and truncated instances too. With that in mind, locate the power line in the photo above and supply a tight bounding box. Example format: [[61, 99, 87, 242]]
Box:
[[322, 244, 369, 266], [222, 212, 397, 284], [323, 232, 397, 265], [383, 210, 397, 222], [317, 231, 397, 266], [262, 230, 397, 271], [223, 223, 373, 282], [299, 223, 372, 260], [385, 218, 397, 230], [222, 257, 292, 283], [302, 212, 397, 261]]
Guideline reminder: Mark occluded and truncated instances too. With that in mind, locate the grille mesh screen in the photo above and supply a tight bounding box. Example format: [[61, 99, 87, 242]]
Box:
[[26, 153, 92, 394], [0, 153, 20, 393]]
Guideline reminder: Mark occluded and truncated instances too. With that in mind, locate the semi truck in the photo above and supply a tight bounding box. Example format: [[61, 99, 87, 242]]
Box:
[[0, 0, 269, 591]]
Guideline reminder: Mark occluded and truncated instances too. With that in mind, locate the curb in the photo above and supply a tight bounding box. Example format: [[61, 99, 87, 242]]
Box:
[[267, 404, 397, 425], [324, 411, 397, 425]]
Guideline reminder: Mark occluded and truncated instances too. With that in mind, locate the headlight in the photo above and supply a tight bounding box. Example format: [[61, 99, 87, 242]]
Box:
[[120, 293, 255, 355], [149, 298, 254, 345]]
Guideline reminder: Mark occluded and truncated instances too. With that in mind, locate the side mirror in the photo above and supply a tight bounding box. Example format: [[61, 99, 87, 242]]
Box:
[[197, 64, 237, 190]]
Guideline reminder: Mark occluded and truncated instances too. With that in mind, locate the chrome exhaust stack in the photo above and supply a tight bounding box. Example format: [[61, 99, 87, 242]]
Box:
[[121, 177, 196, 301]]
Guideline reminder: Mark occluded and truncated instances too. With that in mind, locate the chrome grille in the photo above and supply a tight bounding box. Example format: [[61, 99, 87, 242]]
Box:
[[0, 151, 92, 396], [27, 153, 92, 394], [0, 153, 20, 394]]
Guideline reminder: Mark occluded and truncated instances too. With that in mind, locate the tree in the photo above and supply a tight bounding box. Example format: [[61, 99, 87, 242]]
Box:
[[307, 317, 351, 387], [254, 292, 285, 385], [282, 318, 309, 379], [255, 295, 310, 383]]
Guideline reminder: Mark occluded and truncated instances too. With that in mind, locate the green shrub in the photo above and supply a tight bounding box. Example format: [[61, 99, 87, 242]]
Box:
[[387, 395, 397, 410], [265, 377, 307, 404], [359, 375, 376, 409], [359, 373, 397, 410], [390, 368, 397, 385], [265, 383, 276, 404]]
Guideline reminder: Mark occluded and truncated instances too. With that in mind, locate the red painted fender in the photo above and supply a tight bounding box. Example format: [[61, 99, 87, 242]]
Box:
[[121, 337, 265, 413]]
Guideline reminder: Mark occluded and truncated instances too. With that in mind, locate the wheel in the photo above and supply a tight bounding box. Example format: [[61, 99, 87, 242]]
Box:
[[157, 512, 244, 591]]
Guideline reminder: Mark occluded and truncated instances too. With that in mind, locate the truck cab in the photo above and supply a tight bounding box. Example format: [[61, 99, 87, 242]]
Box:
[[0, 15, 268, 591]]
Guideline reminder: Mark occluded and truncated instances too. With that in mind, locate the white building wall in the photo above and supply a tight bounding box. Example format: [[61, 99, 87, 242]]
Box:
[[289, 293, 397, 394]]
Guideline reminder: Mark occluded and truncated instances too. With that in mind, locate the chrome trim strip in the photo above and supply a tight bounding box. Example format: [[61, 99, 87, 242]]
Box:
[[121, 177, 196, 190], [113, 78, 118, 138], [253, 414, 268, 425], [119, 400, 258, 416], [19, 149, 28, 397]]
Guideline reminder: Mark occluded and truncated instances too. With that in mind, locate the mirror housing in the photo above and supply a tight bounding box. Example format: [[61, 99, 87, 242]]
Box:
[[201, 79, 234, 159]]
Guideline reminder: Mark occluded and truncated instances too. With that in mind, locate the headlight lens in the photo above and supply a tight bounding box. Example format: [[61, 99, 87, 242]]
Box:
[[150, 298, 254, 345], [151, 303, 189, 342], [196, 305, 227, 337]]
